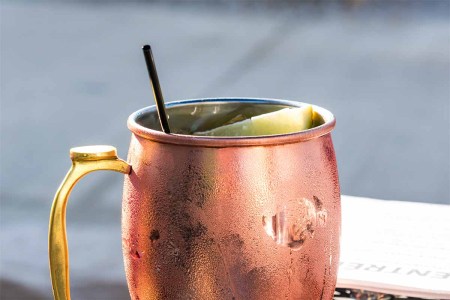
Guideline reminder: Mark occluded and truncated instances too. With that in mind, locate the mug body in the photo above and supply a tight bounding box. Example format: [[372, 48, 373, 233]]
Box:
[[122, 98, 340, 300]]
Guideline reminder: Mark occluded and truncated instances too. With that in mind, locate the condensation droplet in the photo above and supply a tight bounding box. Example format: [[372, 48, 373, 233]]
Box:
[[131, 250, 141, 259]]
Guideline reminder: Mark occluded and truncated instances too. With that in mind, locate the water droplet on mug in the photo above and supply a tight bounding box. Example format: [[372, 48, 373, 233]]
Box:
[[262, 198, 327, 250], [131, 250, 141, 259]]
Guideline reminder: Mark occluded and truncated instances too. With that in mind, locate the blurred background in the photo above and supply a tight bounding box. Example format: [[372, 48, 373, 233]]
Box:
[[1, 0, 449, 298]]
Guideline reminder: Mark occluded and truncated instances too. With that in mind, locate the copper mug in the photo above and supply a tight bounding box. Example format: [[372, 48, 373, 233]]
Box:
[[49, 98, 340, 300]]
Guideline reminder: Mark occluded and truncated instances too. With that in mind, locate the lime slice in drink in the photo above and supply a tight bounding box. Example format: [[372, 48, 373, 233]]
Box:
[[195, 105, 313, 137]]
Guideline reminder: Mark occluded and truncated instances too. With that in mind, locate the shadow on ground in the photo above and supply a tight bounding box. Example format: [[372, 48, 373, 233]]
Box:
[[0, 279, 130, 300], [72, 281, 130, 299], [0, 279, 47, 300]]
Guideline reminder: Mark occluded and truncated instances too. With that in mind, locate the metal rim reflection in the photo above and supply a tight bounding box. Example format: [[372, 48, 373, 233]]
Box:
[[127, 98, 336, 147]]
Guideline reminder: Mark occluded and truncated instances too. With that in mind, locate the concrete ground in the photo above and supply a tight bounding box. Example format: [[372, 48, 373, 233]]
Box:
[[1, 1, 449, 299]]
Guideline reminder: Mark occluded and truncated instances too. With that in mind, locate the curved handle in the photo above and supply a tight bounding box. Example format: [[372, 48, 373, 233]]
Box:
[[48, 146, 131, 300]]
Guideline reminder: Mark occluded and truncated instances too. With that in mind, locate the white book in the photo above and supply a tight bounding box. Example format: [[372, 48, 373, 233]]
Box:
[[337, 195, 450, 299]]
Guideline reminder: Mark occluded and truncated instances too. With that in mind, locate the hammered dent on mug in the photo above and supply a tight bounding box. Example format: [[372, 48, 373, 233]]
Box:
[[49, 98, 340, 300]]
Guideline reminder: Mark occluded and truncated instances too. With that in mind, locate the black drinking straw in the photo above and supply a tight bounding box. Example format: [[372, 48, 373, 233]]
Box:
[[142, 44, 171, 133]]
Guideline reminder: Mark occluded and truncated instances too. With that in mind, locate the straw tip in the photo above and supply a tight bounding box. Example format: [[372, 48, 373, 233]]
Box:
[[142, 44, 151, 51]]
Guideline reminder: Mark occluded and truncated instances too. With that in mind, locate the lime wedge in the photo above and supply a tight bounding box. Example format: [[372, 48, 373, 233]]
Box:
[[195, 105, 313, 137]]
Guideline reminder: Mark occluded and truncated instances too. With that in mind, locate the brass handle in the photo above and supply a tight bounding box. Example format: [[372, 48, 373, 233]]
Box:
[[48, 146, 131, 300]]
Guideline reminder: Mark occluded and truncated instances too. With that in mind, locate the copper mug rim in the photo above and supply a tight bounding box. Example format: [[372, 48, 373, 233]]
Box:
[[128, 97, 336, 147]]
